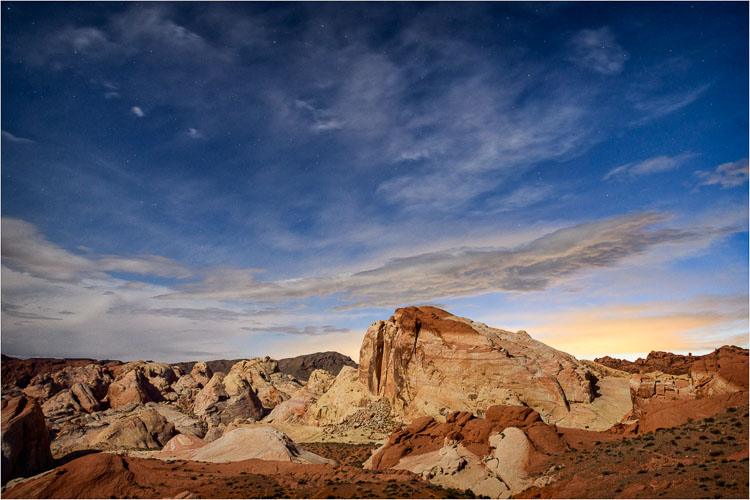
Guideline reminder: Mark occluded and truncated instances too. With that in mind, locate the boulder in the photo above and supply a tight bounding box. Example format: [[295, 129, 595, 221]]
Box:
[[106, 361, 179, 409], [264, 369, 336, 424], [190, 361, 213, 386], [358, 306, 595, 424], [41, 382, 102, 418], [192, 372, 264, 426], [229, 358, 303, 409], [89, 408, 175, 450], [106, 369, 159, 409], [157, 433, 207, 458], [1, 396, 53, 485]]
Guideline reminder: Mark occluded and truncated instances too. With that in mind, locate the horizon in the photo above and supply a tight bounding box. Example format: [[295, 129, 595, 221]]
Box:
[[2, 2, 748, 364]]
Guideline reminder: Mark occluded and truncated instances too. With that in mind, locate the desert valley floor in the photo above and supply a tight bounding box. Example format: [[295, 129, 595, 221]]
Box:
[[2, 306, 748, 498]]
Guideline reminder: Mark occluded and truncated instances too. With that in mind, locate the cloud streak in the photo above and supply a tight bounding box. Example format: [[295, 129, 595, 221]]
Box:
[[695, 158, 749, 189], [604, 153, 695, 181], [1, 218, 192, 282], [162, 212, 734, 309], [2, 130, 34, 144]]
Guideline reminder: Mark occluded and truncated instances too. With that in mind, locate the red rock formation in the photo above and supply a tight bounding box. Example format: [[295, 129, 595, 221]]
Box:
[[2, 452, 449, 499], [624, 346, 748, 417], [358, 306, 595, 423], [1, 396, 53, 485], [595, 345, 748, 378], [1, 355, 119, 391], [689, 345, 748, 396], [106, 361, 180, 408]]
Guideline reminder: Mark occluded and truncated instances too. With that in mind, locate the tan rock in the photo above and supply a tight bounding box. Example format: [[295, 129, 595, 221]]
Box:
[[305, 369, 336, 395], [41, 382, 102, 418], [1, 396, 53, 485], [307, 366, 379, 426], [358, 306, 595, 424], [107, 369, 156, 409], [157, 433, 206, 458], [192, 372, 264, 426], [106, 361, 181, 409], [89, 408, 175, 450], [228, 358, 302, 409], [190, 361, 213, 386], [263, 370, 336, 424]]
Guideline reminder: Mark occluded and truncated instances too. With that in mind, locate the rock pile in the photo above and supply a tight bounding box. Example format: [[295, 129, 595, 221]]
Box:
[[325, 398, 397, 436]]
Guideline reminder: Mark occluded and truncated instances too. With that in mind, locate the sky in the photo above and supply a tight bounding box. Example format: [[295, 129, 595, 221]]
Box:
[[1, 1, 748, 363]]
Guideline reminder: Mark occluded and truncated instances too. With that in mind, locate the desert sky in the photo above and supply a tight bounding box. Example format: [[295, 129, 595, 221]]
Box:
[[1, 2, 748, 363]]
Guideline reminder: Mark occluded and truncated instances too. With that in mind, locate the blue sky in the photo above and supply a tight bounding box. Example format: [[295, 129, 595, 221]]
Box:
[[2, 1, 747, 362]]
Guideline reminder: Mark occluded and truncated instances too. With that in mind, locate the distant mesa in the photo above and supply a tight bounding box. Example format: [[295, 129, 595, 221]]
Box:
[[171, 350, 357, 382]]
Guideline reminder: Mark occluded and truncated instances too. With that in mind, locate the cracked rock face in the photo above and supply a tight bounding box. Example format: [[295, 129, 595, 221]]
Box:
[[358, 306, 595, 423], [1, 396, 53, 485]]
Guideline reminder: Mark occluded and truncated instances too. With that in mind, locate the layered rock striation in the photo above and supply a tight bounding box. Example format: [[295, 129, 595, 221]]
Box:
[[358, 306, 596, 424]]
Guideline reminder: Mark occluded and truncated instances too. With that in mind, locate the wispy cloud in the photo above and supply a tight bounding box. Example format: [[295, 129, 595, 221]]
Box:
[[163, 212, 734, 309], [631, 84, 710, 123], [131, 106, 145, 117], [695, 158, 749, 189], [187, 127, 203, 139], [604, 153, 695, 181], [240, 325, 350, 336], [567, 27, 628, 75], [1, 218, 192, 282], [1, 130, 34, 144], [1, 303, 62, 321]]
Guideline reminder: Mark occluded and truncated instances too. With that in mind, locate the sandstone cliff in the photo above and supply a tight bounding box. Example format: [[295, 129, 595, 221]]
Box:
[[358, 306, 597, 425]]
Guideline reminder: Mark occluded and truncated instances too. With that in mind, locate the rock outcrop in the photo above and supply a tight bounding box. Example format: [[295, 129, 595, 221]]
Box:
[[595, 345, 748, 381], [157, 433, 207, 458], [1, 396, 53, 485], [106, 361, 181, 409], [192, 371, 264, 426], [358, 306, 596, 425], [277, 351, 358, 382], [160, 427, 334, 464], [264, 369, 336, 424], [307, 366, 380, 426], [172, 362, 214, 401], [229, 357, 302, 409], [41, 382, 103, 418], [88, 408, 175, 450], [365, 405, 571, 498], [622, 346, 748, 417]]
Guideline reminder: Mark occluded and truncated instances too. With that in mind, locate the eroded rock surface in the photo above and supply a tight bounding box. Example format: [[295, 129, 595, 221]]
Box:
[[1, 396, 53, 485], [365, 405, 572, 498], [358, 306, 596, 424], [192, 371, 264, 426], [161, 427, 334, 464]]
